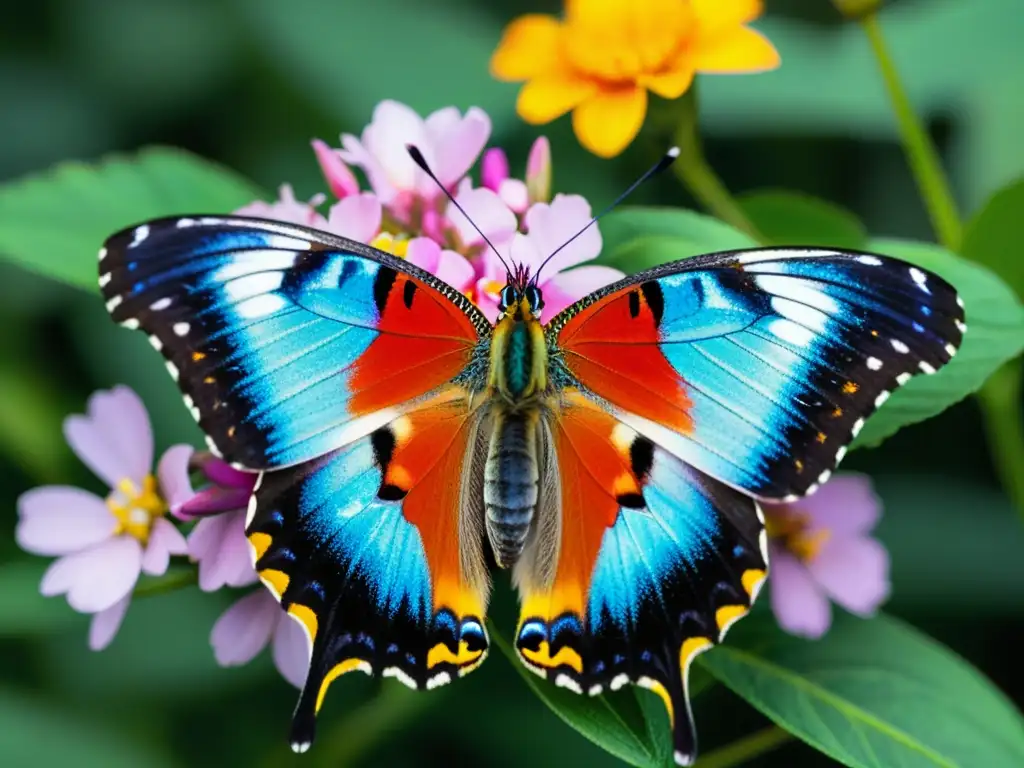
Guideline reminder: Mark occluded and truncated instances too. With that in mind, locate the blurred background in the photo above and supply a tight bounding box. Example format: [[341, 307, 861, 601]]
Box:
[[1, 0, 1022, 765]]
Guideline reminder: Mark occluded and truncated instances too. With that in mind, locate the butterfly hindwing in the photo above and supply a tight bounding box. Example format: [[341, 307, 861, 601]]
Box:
[[514, 392, 766, 766], [247, 387, 491, 750], [99, 216, 489, 470], [548, 248, 965, 500]]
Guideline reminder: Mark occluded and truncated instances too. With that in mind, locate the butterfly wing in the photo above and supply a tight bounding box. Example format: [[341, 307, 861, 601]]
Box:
[[99, 216, 489, 469], [515, 392, 766, 766], [547, 248, 965, 500], [249, 386, 491, 750]]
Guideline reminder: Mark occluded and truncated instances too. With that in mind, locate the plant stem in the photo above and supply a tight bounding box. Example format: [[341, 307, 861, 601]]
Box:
[[860, 13, 962, 251], [978, 361, 1024, 515], [134, 567, 197, 597], [696, 725, 792, 768], [671, 89, 765, 242]]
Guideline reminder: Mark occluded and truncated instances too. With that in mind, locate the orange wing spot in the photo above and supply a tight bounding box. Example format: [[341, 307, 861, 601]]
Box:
[[519, 641, 584, 675], [288, 604, 319, 642], [317, 658, 371, 712], [816, 431, 827, 444], [842, 381, 859, 394], [794, 459, 804, 473], [558, 287, 692, 433], [715, 604, 748, 631], [192, 351, 206, 361], [259, 568, 290, 597], [249, 532, 272, 560], [741, 568, 767, 598], [427, 640, 485, 670], [203, 376, 216, 384], [831, 407, 843, 418], [350, 273, 479, 416]]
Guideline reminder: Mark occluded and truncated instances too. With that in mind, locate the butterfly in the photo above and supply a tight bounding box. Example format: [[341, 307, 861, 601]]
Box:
[[99, 211, 964, 765]]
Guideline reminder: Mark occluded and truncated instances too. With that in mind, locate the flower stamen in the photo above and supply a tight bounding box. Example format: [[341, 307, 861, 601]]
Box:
[[107, 475, 167, 544], [764, 508, 830, 563]]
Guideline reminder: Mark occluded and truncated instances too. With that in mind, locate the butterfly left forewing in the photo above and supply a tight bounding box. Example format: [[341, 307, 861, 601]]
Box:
[[547, 247, 965, 500], [100, 215, 489, 470], [514, 392, 766, 766], [249, 386, 491, 750]]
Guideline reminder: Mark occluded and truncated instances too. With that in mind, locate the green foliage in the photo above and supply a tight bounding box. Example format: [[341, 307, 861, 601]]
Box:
[[0, 147, 263, 290], [703, 613, 1024, 767], [962, 176, 1024, 301], [737, 190, 868, 250], [853, 239, 1024, 449]]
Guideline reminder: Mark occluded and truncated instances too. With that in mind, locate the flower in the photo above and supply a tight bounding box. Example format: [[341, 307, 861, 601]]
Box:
[[474, 193, 623, 322], [15, 386, 190, 650], [490, 0, 781, 158], [763, 473, 890, 639], [235, 184, 326, 228], [211, 588, 311, 689], [339, 100, 491, 217], [178, 454, 310, 687]]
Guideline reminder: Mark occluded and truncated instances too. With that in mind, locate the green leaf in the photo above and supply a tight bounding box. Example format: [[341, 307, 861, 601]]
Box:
[[853, 239, 1024, 449], [702, 613, 1024, 768], [0, 689, 176, 768], [235, 0, 517, 137], [962, 177, 1024, 301], [489, 621, 671, 768], [0, 146, 264, 290], [597, 206, 757, 271], [737, 190, 868, 250]]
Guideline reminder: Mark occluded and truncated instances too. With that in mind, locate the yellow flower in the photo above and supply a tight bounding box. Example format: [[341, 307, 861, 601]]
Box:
[[490, 0, 780, 158]]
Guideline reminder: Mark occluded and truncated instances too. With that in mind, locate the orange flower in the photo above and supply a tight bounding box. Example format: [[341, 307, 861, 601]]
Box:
[[490, 0, 780, 158]]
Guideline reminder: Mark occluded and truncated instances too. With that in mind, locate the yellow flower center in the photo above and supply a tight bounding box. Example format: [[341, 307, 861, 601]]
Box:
[[764, 507, 830, 563], [370, 232, 410, 258], [562, 0, 695, 82], [106, 475, 167, 545]]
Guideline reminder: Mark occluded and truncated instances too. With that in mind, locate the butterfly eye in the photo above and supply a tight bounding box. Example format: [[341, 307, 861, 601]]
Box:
[[525, 285, 544, 311], [499, 285, 517, 311]]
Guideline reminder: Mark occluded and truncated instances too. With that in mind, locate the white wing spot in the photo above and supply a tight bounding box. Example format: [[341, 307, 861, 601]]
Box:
[[150, 297, 172, 311], [291, 742, 311, 754], [609, 674, 629, 691], [909, 267, 928, 288], [555, 674, 583, 694], [128, 224, 150, 248], [851, 418, 865, 437], [148, 335, 163, 352], [99, 273, 112, 288], [588, 684, 603, 696], [835, 446, 848, 464], [896, 372, 912, 385], [426, 672, 451, 690], [98, 246, 108, 262], [875, 390, 890, 407], [944, 343, 958, 357], [165, 361, 179, 381], [955, 320, 967, 333], [818, 469, 832, 486], [956, 296, 965, 309], [891, 339, 909, 354], [105, 296, 123, 312], [919, 361, 936, 374], [176, 218, 198, 228], [120, 318, 140, 330], [382, 667, 418, 690], [856, 255, 883, 266], [866, 356, 883, 371], [173, 322, 190, 337]]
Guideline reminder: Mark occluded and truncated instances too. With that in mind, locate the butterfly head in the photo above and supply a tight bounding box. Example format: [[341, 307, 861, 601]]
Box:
[[497, 265, 544, 321]]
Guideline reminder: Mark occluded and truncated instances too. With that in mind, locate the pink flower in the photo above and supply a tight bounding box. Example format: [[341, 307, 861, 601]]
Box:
[[481, 147, 529, 215], [763, 474, 890, 639], [312, 138, 360, 199], [211, 588, 311, 689], [15, 386, 190, 650], [525, 136, 552, 205], [235, 184, 326, 228], [175, 453, 255, 520], [474, 194, 623, 322], [339, 100, 491, 214]]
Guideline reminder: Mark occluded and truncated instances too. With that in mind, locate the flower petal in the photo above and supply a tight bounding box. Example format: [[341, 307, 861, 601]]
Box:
[[639, 59, 696, 99], [339, 133, 397, 204], [541, 265, 624, 322], [691, 0, 763, 34], [16, 487, 117, 555], [404, 237, 441, 273], [190, 511, 256, 593], [523, 194, 602, 273], [800, 473, 881, 536], [695, 26, 780, 74], [176, 486, 251, 519], [473, 277, 503, 323], [64, 386, 153, 489], [41, 537, 143, 613], [158, 444, 194, 512], [361, 100, 430, 194], [490, 14, 563, 81], [211, 590, 279, 666], [312, 138, 360, 199], [571, 86, 647, 159], [481, 147, 509, 192], [272, 613, 312, 689], [142, 517, 188, 576], [498, 178, 529, 214], [809, 536, 890, 617], [448, 188, 517, 247], [88, 593, 132, 651], [201, 457, 256, 490], [325, 192, 382, 243], [430, 106, 491, 190], [518, 72, 598, 125], [526, 136, 552, 204], [767, 546, 832, 639], [434, 250, 476, 294], [509, 232, 543, 275], [235, 185, 328, 228]]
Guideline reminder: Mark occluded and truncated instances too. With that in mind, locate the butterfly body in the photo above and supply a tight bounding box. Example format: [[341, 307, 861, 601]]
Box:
[[99, 216, 965, 766]]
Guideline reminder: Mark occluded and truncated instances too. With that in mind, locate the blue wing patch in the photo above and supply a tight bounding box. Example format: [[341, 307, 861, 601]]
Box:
[[99, 216, 488, 470], [550, 248, 966, 500]]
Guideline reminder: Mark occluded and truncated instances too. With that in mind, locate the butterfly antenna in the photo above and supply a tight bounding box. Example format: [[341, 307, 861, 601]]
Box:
[[532, 146, 680, 285], [406, 144, 514, 280]]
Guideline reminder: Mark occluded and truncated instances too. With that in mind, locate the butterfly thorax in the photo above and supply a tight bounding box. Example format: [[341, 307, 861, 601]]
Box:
[[488, 295, 548, 404]]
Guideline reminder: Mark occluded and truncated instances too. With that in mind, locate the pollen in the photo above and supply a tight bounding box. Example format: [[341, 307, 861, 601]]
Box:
[[106, 475, 167, 545]]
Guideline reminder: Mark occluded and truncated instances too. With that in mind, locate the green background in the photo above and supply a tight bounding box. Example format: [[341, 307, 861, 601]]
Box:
[[1, 0, 1023, 766]]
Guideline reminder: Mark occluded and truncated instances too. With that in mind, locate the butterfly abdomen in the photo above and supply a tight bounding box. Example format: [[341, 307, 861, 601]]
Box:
[[484, 410, 540, 568]]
